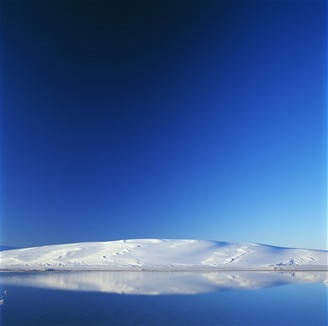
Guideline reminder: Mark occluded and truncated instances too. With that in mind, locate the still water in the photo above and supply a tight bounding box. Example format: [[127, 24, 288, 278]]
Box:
[[0, 271, 327, 325]]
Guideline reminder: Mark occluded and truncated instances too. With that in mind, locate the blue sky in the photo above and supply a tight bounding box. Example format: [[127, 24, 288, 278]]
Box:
[[1, 1, 327, 249]]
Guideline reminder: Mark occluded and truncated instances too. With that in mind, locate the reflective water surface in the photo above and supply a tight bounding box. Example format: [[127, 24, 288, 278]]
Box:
[[0, 271, 327, 325]]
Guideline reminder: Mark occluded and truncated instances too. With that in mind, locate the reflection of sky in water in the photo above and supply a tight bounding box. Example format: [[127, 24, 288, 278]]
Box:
[[1, 274, 327, 326], [1, 271, 327, 295]]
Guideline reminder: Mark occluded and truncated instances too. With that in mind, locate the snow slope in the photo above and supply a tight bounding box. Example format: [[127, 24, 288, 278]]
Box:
[[0, 239, 327, 271]]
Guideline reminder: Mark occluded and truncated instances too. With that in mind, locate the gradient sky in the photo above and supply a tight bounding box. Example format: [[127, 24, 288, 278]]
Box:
[[1, 1, 327, 249]]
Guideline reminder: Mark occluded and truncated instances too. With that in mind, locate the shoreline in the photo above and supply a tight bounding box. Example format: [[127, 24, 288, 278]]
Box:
[[1, 266, 327, 273]]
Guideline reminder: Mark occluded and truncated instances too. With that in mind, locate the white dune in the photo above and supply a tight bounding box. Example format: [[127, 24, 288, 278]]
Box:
[[0, 239, 327, 271]]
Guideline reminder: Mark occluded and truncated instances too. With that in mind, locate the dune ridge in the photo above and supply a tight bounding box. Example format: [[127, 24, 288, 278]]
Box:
[[0, 239, 327, 271]]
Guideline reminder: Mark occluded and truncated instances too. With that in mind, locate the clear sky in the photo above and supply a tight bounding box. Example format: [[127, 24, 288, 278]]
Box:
[[1, 1, 327, 250]]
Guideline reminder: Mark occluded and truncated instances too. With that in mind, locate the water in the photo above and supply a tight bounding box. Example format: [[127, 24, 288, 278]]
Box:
[[0, 271, 327, 325]]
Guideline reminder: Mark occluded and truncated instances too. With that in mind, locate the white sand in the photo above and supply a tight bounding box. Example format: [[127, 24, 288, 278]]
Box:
[[0, 239, 327, 271]]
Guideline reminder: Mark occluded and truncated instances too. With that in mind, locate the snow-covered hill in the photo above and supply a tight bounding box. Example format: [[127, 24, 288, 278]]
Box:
[[0, 239, 327, 271]]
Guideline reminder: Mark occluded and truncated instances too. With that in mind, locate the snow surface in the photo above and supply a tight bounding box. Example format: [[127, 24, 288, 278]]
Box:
[[0, 239, 327, 271]]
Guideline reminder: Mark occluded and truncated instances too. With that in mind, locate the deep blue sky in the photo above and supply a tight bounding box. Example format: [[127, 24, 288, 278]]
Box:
[[1, 1, 327, 249]]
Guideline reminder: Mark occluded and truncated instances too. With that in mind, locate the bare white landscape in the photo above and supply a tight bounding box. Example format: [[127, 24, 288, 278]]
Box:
[[0, 239, 327, 271]]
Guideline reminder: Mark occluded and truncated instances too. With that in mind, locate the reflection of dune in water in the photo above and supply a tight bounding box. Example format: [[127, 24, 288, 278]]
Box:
[[1, 271, 327, 295]]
